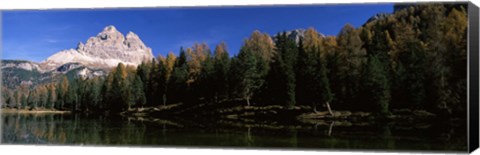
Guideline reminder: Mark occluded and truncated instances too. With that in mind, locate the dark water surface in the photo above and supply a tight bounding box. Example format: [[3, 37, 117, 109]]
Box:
[[1, 112, 467, 152]]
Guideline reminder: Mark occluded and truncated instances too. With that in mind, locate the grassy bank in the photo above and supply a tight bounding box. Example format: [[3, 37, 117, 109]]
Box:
[[119, 99, 442, 125]]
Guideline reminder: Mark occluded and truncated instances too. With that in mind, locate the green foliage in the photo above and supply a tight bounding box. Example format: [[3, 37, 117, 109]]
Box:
[[212, 42, 231, 103], [264, 32, 298, 108], [20, 94, 27, 109], [167, 48, 189, 104], [110, 63, 129, 112], [362, 55, 390, 115], [236, 43, 265, 106], [13, 91, 19, 108], [132, 75, 146, 107], [335, 24, 367, 107], [47, 86, 55, 109], [296, 38, 333, 111]]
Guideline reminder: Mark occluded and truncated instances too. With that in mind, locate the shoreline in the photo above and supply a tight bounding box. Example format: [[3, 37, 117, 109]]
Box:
[[1, 108, 71, 114], [121, 104, 447, 124]]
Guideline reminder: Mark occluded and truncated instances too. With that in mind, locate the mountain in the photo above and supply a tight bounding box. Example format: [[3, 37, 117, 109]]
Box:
[[272, 29, 325, 43], [1, 60, 106, 89], [2, 25, 151, 89], [365, 13, 391, 24], [42, 25, 154, 70]]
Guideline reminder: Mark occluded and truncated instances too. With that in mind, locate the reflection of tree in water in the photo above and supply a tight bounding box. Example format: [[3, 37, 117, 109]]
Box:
[[328, 121, 334, 136], [380, 122, 395, 150], [1, 114, 467, 150], [245, 127, 254, 146], [312, 121, 335, 136], [289, 127, 298, 148], [2, 114, 149, 145]]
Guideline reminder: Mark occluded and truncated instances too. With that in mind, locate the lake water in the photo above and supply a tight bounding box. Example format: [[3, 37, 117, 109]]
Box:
[[1, 112, 467, 152]]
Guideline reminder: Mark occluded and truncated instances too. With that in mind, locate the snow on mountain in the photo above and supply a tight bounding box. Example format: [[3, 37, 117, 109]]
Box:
[[43, 25, 154, 70]]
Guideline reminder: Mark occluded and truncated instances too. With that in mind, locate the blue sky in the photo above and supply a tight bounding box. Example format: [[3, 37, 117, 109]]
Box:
[[2, 4, 393, 62]]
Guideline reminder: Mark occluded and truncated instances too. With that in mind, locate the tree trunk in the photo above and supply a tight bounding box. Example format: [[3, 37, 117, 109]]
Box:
[[163, 94, 167, 106], [325, 101, 334, 117], [313, 104, 320, 113]]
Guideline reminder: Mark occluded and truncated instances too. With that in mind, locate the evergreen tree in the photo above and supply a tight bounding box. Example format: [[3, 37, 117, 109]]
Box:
[[47, 85, 56, 109], [65, 80, 79, 111], [236, 45, 262, 106], [167, 48, 189, 104], [363, 55, 390, 115], [235, 31, 274, 106], [110, 63, 129, 112], [1, 89, 9, 108], [336, 24, 367, 108], [20, 93, 28, 109], [90, 78, 103, 111], [317, 58, 334, 114], [296, 38, 333, 114], [147, 59, 160, 106], [136, 61, 152, 105], [132, 75, 147, 108], [213, 42, 230, 103], [266, 32, 298, 108], [199, 53, 215, 103], [101, 73, 114, 111], [55, 76, 69, 110], [13, 90, 19, 108], [38, 86, 48, 108], [28, 90, 38, 109], [156, 58, 168, 106]]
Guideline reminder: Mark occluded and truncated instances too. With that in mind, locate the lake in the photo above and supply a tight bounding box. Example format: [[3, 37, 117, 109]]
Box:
[[1, 112, 467, 152]]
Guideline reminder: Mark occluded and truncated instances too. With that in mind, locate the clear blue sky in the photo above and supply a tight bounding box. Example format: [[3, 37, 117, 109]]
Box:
[[2, 4, 393, 62]]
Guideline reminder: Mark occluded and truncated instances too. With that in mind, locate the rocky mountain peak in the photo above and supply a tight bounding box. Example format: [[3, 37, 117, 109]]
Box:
[[103, 25, 117, 32], [126, 31, 139, 39], [96, 25, 124, 42], [365, 13, 391, 24], [43, 25, 154, 70], [272, 29, 325, 44]]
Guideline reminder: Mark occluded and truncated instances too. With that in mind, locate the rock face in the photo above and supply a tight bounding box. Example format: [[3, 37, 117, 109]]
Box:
[[1, 60, 106, 89], [272, 29, 325, 44], [1, 60, 44, 72], [2, 25, 150, 89], [365, 13, 391, 24], [43, 25, 154, 70]]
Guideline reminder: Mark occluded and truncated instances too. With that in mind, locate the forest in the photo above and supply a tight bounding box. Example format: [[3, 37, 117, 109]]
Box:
[[1, 4, 468, 118]]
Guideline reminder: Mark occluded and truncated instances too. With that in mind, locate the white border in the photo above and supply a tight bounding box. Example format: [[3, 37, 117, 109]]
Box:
[[0, 0, 478, 155], [0, 0, 472, 10]]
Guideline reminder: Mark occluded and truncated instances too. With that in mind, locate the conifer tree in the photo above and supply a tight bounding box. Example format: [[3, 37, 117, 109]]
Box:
[[132, 75, 146, 108], [213, 42, 230, 103], [267, 32, 298, 108], [13, 90, 19, 108], [236, 45, 262, 106], [336, 24, 367, 107], [167, 48, 189, 104], [363, 55, 390, 115]]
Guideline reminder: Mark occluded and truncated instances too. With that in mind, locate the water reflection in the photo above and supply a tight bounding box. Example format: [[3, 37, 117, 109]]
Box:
[[1, 113, 467, 151]]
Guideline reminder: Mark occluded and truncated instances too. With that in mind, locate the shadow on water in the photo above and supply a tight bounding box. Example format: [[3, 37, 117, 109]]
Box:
[[1, 112, 467, 151]]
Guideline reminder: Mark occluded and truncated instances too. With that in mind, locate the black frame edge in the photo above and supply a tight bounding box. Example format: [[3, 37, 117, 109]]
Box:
[[468, 1, 479, 153]]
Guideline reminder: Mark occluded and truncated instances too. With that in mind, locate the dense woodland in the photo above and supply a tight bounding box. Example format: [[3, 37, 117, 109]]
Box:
[[1, 4, 468, 117]]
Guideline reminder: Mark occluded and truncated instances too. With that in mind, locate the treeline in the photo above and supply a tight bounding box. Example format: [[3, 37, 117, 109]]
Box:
[[1, 4, 467, 117]]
